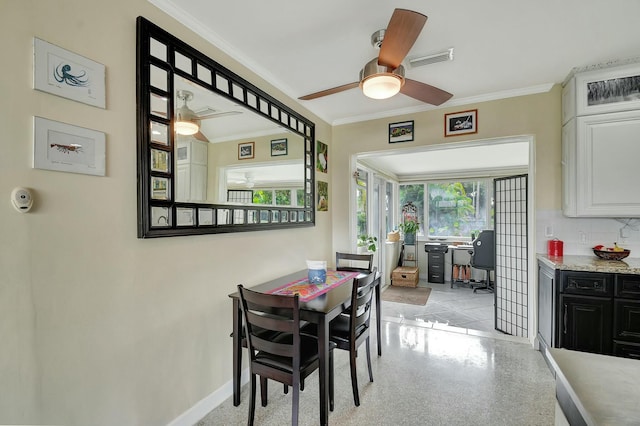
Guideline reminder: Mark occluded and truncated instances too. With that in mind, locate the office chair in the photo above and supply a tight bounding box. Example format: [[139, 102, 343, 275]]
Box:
[[469, 230, 495, 293]]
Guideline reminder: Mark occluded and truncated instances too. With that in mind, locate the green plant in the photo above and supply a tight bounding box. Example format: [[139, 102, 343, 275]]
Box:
[[398, 220, 419, 235], [357, 235, 377, 252]]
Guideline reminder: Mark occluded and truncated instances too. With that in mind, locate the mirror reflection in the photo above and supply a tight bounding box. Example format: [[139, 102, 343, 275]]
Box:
[[137, 17, 315, 237], [173, 77, 305, 207]]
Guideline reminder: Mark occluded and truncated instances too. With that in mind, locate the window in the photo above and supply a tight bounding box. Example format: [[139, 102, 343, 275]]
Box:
[[385, 181, 393, 233], [228, 187, 303, 206], [253, 190, 273, 205], [356, 169, 368, 237], [427, 180, 492, 238], [227, 190, 253, 203], [399, 184, 424, 234], [398, 180, 493, 238]]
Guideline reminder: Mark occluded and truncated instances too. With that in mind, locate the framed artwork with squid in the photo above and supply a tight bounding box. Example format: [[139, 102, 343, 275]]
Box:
[[33, 38, 106, 109]]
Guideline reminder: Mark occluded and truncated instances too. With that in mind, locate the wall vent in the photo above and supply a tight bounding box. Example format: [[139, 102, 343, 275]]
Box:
[[408, 48, 454, 68]]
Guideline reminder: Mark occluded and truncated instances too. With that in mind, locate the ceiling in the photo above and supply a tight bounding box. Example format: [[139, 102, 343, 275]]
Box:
[[155, 0, 640, 178], [151, 0, 640, 125]]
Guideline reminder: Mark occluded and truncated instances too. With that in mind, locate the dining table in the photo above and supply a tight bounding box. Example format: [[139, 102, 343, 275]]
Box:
[[229, 268, 382, 426]]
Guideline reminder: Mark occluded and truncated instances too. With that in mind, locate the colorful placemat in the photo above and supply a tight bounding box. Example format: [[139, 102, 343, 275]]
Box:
[[267, 270, 359, 302]]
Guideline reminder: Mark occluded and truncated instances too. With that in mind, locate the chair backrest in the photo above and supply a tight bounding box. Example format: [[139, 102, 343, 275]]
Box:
[[237, 285, 301, 368], [336, 252, 374, 273], [470, 230, 495, 270], [347, 269, 377, 341]]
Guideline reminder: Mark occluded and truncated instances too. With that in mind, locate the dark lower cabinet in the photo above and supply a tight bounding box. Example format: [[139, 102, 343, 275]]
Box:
[[560, 295, 612, 355], [539, 262, 640, 359], [537, 263, 555, 349], [613, 341, 640, 359]]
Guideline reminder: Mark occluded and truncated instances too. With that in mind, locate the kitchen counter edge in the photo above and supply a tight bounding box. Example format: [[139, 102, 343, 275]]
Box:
[[537, 254, 640, 275], [547, 347, 640, 426]]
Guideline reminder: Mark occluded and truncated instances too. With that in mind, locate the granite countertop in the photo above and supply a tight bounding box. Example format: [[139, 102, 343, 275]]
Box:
[[547, 348, 640, 425], [537, 254, 640, 275]]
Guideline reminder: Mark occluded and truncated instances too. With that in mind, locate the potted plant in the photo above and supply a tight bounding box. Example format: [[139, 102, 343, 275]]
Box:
[[357, 234, 377, 253], [398, 220, 419, 245]]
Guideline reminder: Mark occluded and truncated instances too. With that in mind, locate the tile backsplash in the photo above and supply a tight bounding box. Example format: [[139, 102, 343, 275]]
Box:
[[536, 210, 640, 258]]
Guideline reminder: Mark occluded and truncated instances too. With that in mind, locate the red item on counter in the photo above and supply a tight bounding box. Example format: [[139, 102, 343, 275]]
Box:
[[548, 239, 564, 257]]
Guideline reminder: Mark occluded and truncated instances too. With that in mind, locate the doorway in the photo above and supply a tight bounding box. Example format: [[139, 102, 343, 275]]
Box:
[[354, 136, 535, 339], [354, 167, 397, 282]]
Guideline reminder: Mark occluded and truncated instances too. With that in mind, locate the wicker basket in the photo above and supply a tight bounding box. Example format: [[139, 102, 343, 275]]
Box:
[[387, 231, 400, 242]]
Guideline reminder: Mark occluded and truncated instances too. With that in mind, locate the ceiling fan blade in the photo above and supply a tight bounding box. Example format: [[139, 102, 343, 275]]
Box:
[[298, 82, 360, 100], [192, 130, 209, 142], [197, 110, 243, 120], [401, 78, 453, 105], [378, 9, 427, 69]]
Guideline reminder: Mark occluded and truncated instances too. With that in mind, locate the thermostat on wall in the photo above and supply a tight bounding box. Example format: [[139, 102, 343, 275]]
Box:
[[11, 187, 33, 213]]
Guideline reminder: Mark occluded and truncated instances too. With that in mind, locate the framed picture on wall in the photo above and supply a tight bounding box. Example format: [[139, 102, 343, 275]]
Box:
[[270, 138, 287, 156], [238, 141, 255, 159], [33, 38, 106, 108], [444, 109, 478, 137], [389, 120, 414, 143], [317, 181, 328, 211], [33, 116, 106, 176], [316, 140, 328, 173]]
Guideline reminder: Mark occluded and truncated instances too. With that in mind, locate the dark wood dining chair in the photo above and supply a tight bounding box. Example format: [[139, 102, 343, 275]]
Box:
[[328, 269, 377, 407], [335, 252, 374, 273], [237, 285, 331, 426]]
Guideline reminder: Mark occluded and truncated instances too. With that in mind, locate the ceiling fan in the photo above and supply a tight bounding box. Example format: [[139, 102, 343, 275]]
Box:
[[298, 8, 453, 105], [174, 89, 243, 139]]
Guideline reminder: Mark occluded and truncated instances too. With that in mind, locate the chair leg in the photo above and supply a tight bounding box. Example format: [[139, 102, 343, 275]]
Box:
[[349, 348, 360, 407], [473, 270, 494, 293], [292, 381, 299, 426], [300, 378, 305, 391], [283, 384, 288, 394], [329, 349, 335, 412], [366, 337, 374, 383], [248, 374, 257, 426], [260, 377, 268, 407]]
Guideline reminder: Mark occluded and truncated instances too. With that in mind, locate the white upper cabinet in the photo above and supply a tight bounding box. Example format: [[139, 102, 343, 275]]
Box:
[[562, 59, 640, 217], [176, 139, 208, 202]]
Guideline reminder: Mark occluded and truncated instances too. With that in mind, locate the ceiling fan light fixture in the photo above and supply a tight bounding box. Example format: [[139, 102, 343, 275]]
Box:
[[359, 58, 405, 100], [175, 90, 200, 135], [361, 74, 403, 99]]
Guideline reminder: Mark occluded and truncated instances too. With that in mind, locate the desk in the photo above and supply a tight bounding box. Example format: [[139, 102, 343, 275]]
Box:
[[229, 269, 382, 426], [449, 245, 474, 288]]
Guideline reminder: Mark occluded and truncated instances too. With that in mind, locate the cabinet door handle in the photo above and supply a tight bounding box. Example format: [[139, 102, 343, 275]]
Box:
[[563, 304, 568, 335]]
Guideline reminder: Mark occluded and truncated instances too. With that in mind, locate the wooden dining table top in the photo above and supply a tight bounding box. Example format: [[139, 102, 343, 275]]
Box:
[[228, 269, 361, 315]]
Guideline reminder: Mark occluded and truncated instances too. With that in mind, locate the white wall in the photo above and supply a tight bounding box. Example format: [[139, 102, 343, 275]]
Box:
[[537, 210, 640, 257], [0, 1, 332, 424]]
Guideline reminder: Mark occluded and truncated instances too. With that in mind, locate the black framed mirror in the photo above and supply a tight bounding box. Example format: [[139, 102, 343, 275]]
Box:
[[136, 17, 315, 238]]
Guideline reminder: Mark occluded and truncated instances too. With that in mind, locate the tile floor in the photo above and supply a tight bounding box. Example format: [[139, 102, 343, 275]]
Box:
[[383, 279, 500, 337], [197, 279, 556, 425]]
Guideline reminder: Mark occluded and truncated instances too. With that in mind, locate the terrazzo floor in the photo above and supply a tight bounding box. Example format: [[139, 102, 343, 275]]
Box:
[[197, 280, 555, 425]]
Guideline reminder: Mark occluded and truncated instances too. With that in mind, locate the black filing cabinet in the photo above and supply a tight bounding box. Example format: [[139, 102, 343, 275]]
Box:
[[425, 243, 447, 284]]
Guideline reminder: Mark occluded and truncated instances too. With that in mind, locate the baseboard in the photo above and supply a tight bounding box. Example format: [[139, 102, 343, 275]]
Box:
[[167, 368, 249, 426]]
